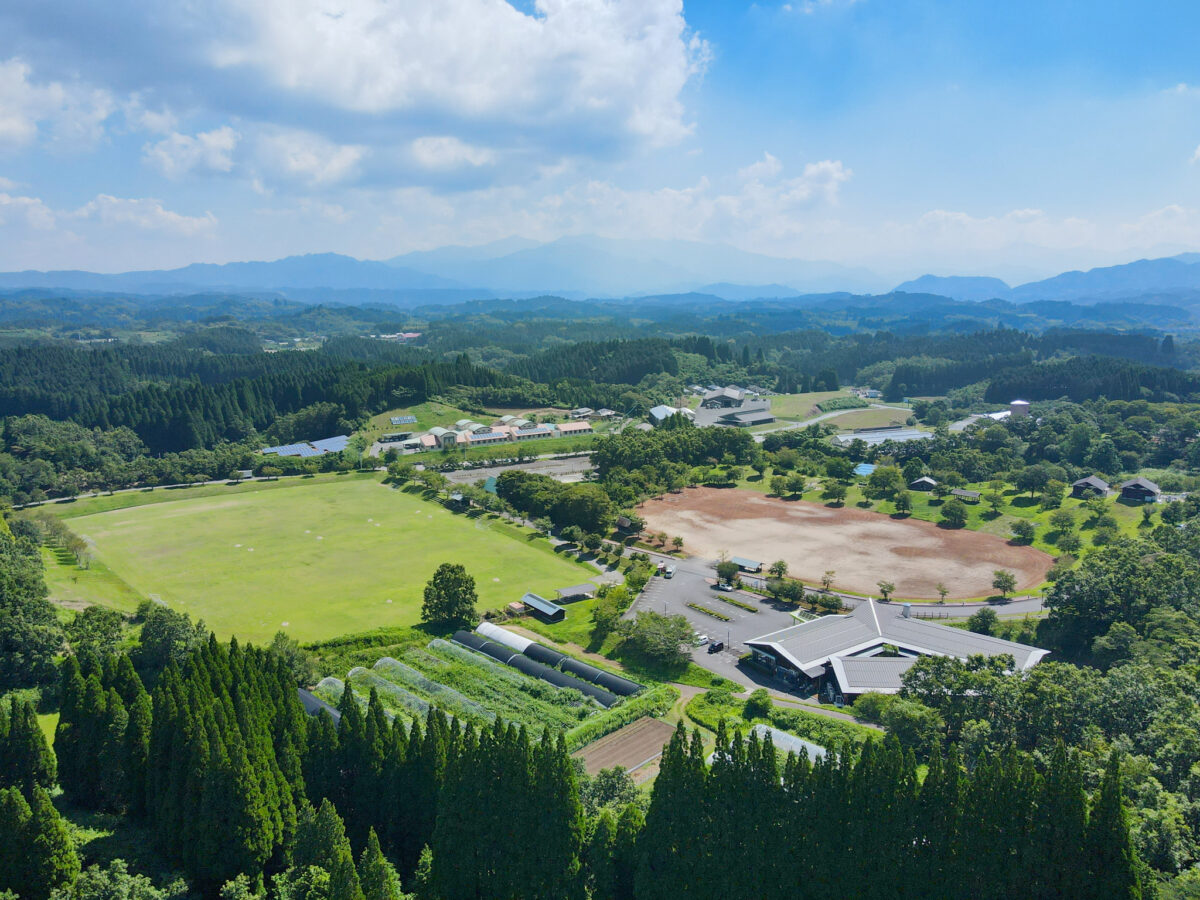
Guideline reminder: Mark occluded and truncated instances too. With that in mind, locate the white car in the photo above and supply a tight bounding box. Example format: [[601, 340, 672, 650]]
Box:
[[694, 634, 710, 646]]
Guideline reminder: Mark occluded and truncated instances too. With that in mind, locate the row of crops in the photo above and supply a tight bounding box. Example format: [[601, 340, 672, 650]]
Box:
[[312, 636, 678, 749]]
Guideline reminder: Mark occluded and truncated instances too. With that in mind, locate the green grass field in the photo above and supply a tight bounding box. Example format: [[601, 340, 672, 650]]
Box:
[[831, 407, 915, 431], [57, 476, 597, 644], [767, 390, 855, 419]]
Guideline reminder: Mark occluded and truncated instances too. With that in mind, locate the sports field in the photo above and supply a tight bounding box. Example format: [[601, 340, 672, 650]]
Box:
[[61, 477, 595, 643], [638, 487, 1053, 599]]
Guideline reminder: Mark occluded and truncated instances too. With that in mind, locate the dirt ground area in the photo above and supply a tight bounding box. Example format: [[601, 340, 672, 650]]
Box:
[[572, 717, 676, 776], [638, 488, 1052, 599]]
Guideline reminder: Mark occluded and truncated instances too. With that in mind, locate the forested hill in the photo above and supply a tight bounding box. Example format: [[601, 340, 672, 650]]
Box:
[[0, 337, 503, 452]]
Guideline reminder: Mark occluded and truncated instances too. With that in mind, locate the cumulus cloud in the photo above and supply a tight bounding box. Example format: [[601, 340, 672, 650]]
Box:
[[144, 126, 239, 178], [254, 128, 365, 186], [411, 136, 495, 170], [1, 0, 707, 156], [70, 194, 216, 235], [0, 191, 55, 229], [738, 152, 782, 181], [209, 0, 707, 147], [0, 58, 113, 148]]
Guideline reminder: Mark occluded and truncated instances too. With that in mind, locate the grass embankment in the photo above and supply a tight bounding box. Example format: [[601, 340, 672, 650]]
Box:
[[830, 407, 915, 431], [766, 390, 855, 419], [48, 475, 595, 644]]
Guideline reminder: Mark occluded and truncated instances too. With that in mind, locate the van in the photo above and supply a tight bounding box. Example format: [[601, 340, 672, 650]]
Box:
[[664, 565, 676, 579]]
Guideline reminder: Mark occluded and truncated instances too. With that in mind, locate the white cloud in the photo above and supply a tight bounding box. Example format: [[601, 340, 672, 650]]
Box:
[[0, 176, 17, 191], [255, 128, 365, 186], [208, 0, 707, 147], [144, 126, 239, 178], [738, 152, 782, 181], [1192, 144, 1200, 164], [0, 191, 55, 229], [411, 136, 495, 170], [0, 58, 113, 148], [782, 0, 861, 13], [123, 98, 178, 135], [70, 194, 216, 235]]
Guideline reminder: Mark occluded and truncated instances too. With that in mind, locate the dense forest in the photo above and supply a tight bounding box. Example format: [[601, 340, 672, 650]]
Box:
[[0, 630, 1151, 900]]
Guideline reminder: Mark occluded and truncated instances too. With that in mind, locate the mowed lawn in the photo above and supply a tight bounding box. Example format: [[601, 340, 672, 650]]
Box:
[[64, 477, 594, 644]]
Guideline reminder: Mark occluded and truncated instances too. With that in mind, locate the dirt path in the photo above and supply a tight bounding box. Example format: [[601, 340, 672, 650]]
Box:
[[639, 488, 1052, 600]]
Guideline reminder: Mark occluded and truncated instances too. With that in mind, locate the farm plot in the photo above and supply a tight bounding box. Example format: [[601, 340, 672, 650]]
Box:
[[314, 637, 679, 750], [571, 717, 676, 776]]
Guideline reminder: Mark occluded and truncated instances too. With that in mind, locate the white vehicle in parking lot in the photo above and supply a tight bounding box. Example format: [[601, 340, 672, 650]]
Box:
[[694, 633, 710, 646]]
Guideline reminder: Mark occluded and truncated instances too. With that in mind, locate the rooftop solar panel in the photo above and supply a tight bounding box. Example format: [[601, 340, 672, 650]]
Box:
[[266, 443, 313, 457], [310, 435, 350, 452], [390, 415, 418, 425]]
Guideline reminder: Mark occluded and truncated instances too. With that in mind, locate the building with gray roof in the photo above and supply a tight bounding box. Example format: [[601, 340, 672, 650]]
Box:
[[745, 598, 1047, 701]]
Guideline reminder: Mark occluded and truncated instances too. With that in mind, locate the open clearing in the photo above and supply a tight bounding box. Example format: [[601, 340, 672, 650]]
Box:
[[638, 487, 1052, 599], [62, 476, 593, 644], [572, 717, 676, 776], [832, 407, 914, 431]]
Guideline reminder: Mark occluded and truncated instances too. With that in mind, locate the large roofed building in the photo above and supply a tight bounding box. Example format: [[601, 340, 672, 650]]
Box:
[[745, 599, 1047, 702]]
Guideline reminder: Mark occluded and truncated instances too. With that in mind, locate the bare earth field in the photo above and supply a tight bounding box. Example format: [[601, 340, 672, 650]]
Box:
[[638, 488, 1052, 599], [572, 717, 676, 776]]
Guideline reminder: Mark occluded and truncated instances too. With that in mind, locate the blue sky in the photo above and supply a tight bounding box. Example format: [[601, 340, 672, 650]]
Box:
[[0, 0, 1198, 282]]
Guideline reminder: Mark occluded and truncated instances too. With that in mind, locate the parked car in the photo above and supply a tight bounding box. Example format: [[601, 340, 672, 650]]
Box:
[[664, 565, 676, 578], [707, 640, 724, 654], [715, 582, 733, 592], [694, 634, 710, 646]]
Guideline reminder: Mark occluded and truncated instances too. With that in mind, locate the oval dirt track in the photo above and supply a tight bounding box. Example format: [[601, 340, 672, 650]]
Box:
[[638, 488, 1052, 600]]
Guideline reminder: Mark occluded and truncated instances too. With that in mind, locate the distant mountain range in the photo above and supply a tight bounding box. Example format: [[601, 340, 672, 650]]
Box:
[[895, 253, 1200, 305], [1, 239, 1199, 307]]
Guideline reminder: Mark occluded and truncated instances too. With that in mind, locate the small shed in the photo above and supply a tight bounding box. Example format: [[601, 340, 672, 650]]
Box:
[[731, 556, 763, 573], [521, 592, 566, 623], [556, 584, 597, 601], [1072, 475, 1110, 499], [950, 488, 981, 502], [1119, 477, 1161, 503], [908, 476, 938, 492]]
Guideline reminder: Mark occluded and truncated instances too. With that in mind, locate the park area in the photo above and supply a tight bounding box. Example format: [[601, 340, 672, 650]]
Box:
[[638, 487, 1053, 599], [51, 475, 594, 643]]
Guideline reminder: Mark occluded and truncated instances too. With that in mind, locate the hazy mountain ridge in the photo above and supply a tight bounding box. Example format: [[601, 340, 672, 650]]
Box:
[[897, 254, 1200, 304], [2, 241, 1200, 307]]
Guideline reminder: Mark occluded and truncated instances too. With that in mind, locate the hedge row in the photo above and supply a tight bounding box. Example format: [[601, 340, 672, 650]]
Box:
[[564, 685, 680, 752], [687, 602, 731, 621]]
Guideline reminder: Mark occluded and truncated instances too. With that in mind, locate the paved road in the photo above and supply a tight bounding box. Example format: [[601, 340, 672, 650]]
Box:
[[441, 455, 594, 485]]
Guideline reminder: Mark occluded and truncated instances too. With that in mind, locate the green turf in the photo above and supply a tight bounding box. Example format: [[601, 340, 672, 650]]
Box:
[[766, 390, 855, 419], [47, 470, 357, 519], [42, 547, 144, 613], [60, 476, 598, 644]]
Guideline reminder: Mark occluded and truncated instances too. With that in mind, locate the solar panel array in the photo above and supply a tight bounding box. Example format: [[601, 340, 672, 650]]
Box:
[[261, 434, 350, 457], [261, 443, 313, 457], [390, 415, 418, 425], [310, 435, 350, 452]]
